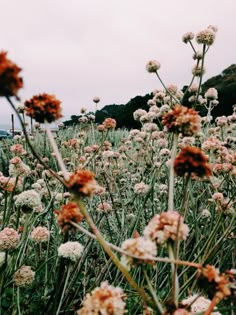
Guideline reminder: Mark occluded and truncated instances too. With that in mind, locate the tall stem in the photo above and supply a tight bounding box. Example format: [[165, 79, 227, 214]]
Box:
[[194, 44, 206, 107], [168, 134, 178, 211], [56, 263, 72, 315]]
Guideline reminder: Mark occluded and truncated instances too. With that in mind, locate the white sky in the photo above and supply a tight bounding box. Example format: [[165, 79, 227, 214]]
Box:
[[0, 0, 236, 125]]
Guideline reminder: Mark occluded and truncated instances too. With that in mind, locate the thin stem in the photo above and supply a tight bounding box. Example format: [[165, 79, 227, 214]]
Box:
[[17, 287, 22, 315], [168, 134, 178, 211], [194, 44, 206, 107], [168, 242, 179, 308], [155, 72, 179, 104], [45, 123, 69, 181], [56, 263, 72, 315], [204, 296, 218, 315]]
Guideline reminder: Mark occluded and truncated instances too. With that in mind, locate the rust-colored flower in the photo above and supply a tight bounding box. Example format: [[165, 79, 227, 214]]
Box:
[[174, 146, 212, 177], [197, 264, 231, 300], [66, 169, 99, 196], [162, 104, 201, 136], [102, 118, 117, 129], [24, 93, 62, 123], [0, 51, 23, 97], [55, 202, 83, 232]]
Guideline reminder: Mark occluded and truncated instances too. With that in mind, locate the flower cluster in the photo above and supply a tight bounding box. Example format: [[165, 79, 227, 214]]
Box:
[[174, 146, 212, 177], [15, 189, 43, 213], [0, 227, 20, 250], [55, 202, 84, 232], [13, 265, 35, 287], [30, 226, 50, 243], [58, 241, 84, 262], [146, 60, 161, 73], [77, 281, 126, 315], [162, 104, 201, 136], [24, 93, 62, 123], [0, 51, 23, 97]]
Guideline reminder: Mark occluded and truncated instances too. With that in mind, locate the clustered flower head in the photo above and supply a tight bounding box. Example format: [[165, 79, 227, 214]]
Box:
[[174, 146, 212, 177], [205, 88, 218, 100], [24, 93, 62, 123], [0, 175, 19, 192], [197, 265, 231, 301], [121, 236, 157, 269], [97, 202, 112, 213], [15, 189, 43, 213], [55, 202, 84, 232], [181, 294, 222, 314], [9, 156, 31, 177], [144, 211, 189, 245], [196, 28, 216, 46], [0, 227, 20, 250], [13, 265, 35, 287], [134, 182, 149, 195], [102, 118, 117, 129], [182, 32, 194, 44], [93, 96, 100, 103], [0, 51, 23, 97], [146, 60, 161, 73], [66, 169, 101, 196], [77, 281, 126, 315], [58, 241, 84, 262], [162, 104, 201, 136], [30, 226, 50, 243]]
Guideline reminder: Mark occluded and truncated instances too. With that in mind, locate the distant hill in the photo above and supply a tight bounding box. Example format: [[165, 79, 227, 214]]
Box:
[[64, 64, 236, 128]]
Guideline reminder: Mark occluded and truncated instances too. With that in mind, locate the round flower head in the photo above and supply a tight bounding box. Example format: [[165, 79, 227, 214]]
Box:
[[146, 60, 161, 73], [15, 189, 43, 213], [134, 182, 149, 195], [182, 32, 194, 44], [196, 28, 215, 46], [0, 227, 20, 250], [58, 241, 84, 262], [0, 51, 23, 97], [30, 226, 50, 243], [205, 87, 218, 100], [144, 211, 189, 245], [55, 202, 84, 232], [93, 96, 100, 103], [174, 146, 212, 177], [182, 294, 222, 314], [66, 169, 100, 196], [102, 118, 116, 129], [121, 237, 157, 269], [77, 281, 126, 315], [162, 104, 201, 136], [24, 93, 62, 123], [192, 64, 205, 77], [13, 265, 35, 287]]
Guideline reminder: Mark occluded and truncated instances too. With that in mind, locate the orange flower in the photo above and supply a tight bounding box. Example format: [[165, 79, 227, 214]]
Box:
[[24, 93, 62, 123], [67, 169, 99, 196], [55, 202, 83, 232], [0, 51, 23, 97], [102, 118, 117, 129], [162, 104, 201, 136], [174, 146, 212, 177]]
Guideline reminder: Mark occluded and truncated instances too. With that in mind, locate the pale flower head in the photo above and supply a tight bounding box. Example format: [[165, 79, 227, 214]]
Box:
[[58, 241, 84, 262], [30, 226, 50, 243], [146, 60, 161, 73], [0, 227, 20, 250], [13, 265, 35, 287]]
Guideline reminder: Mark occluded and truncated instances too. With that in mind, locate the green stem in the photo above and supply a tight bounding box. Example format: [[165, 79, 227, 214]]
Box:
[[194, 44, 206, 107], [168, 242, 179, 308], [56, 263, 72, 315], [168, 134, 178, 211], [17, 287, 22, 315]]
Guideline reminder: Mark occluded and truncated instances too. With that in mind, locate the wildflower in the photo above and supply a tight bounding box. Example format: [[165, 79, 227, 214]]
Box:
[[67, 169, 100, 196], [212, 192, 224, 201], [58, 241, 84, 262], [103, 118, 116, 129], [24, 93, 62, 123], [182, 32, 194, 43], [0, 227, 20, 250], [0, 176, 19, 192], [196, 28, 216, 46], [9, 156, 31, 177], [134, 182, 149, 195], [192, 64, 205, 76], [182, 294, 222, 314], [93, 96, 100, 103], [30, 226, 50, 243], [10, 144, 26, 155], [77, 281, 126, 315], [174, 146, 212, 177], [121, 237, 157, 269], [205, 88, 218, 100], [193, 50, 203, 60], [146, 60, 161, 73], [162, 104, 201, 136], [144, 211, 189, 245], [173, 309, 193, 315], [79, 116, 88, 123], [188, 83, 199, 93], [15, 189, 43, 213], [97, 202, 112, 213], [0, 51, 23, 97], [55, 202, 83, 232], [13, 265, 35, 287], [197, 265, 231, 300]]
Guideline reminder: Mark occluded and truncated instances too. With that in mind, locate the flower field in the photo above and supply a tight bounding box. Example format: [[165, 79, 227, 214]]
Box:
[[0, 25, 235, 314]]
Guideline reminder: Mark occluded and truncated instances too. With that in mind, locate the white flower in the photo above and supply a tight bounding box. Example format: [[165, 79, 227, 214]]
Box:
[[58, 241, 84, 262]]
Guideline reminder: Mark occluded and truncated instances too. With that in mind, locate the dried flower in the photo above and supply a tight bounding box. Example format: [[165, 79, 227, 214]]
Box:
[[197, 265, 231, 300], [0, 227, 20, 250], [77, 281, 126, 315], [146, 60, 161, 73], [196, 29, 216, 46], [24, 93, 62, 123], [30, 226, 50, 243], [144, 211, 189, 245], [121, 237, 157, 269], [67, 169, 100, 196], [205, 88, 218, 100], [0, 51, 23, 97], [174, 146, 212, 177], [192, 64, 205, 77], [58, 241, 84, 262], [55, 202, 84, 232], [162, 104, 201, 136], [13, 265, 35, 287]]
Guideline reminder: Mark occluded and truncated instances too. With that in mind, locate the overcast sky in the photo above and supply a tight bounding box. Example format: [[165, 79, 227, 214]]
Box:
[[0, 0, 236, 126]]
